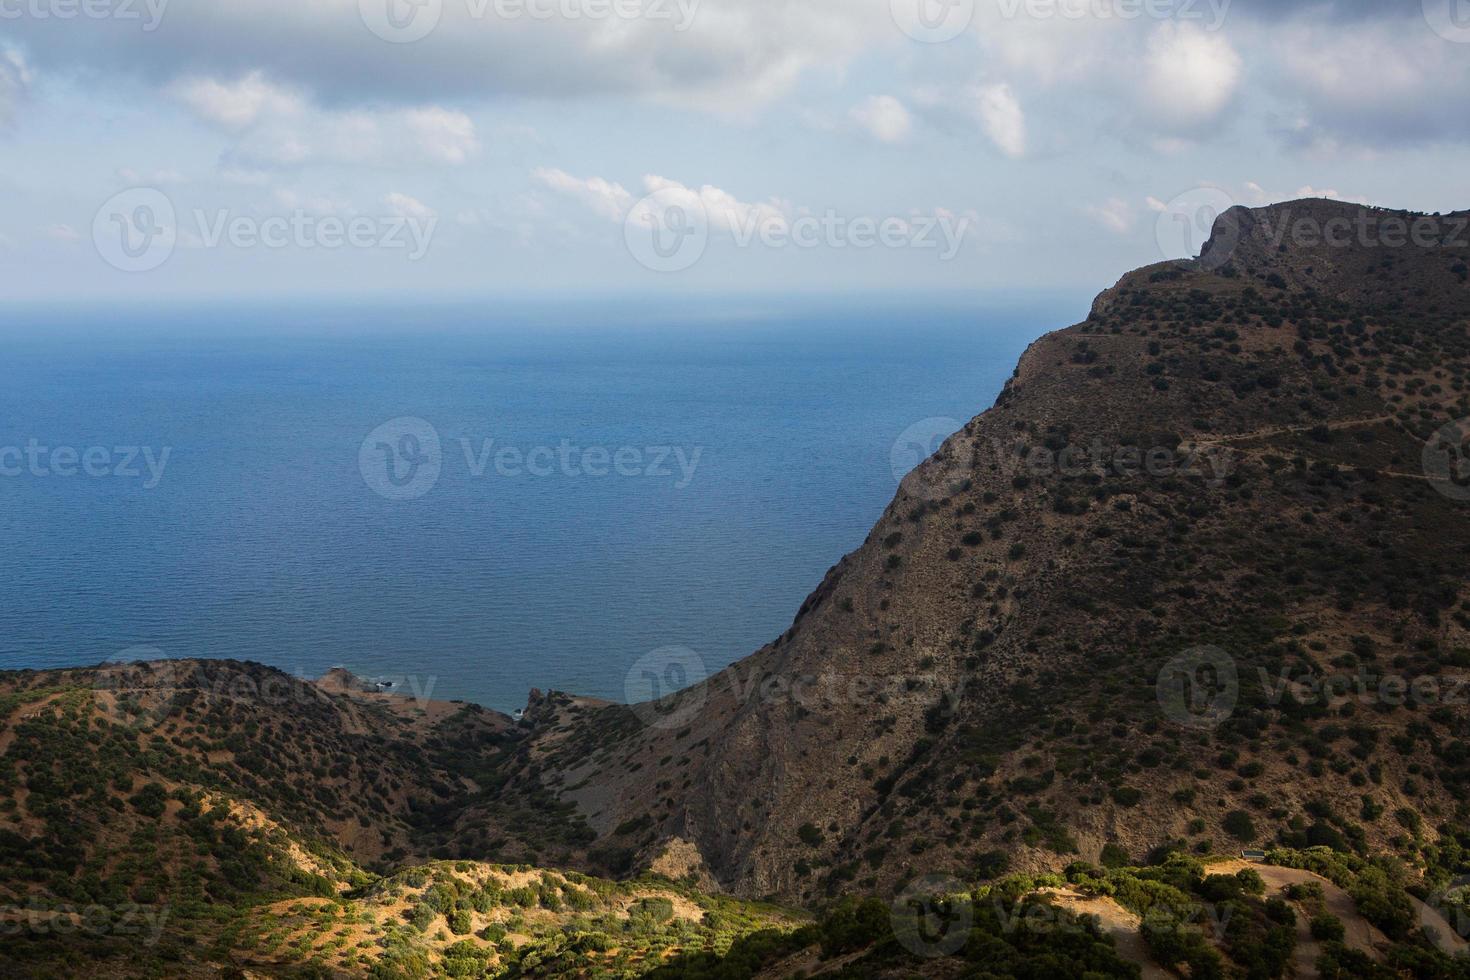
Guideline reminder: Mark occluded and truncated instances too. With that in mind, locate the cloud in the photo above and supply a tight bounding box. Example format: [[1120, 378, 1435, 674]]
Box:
[[538, 169, 791, 239], [172, 71, 303, 130], [1, 0, 888, 114], [1281, 184, 1371, 205], [1225, 0, 1423, 22], [1164, 181, 1375, 214], [536, 169, 975, 258], [272, 189, 354, 214], [1085, 197, 1134, 234], [1263, 18, 1470, 146], [44, 224, 80, 242], [8, 1, 1467, 159], [639, 175, 789, 235], [385, 192, 435, 219], [0, 47, 32, 126], [532, 168, 634, 222], [1140, 24, 1241, 131], [849, 96, 912, 144], [117, 167, 185, 185], [974, 84, 1026, 158], [535, 168, 789, 236], [405, 107, 479, 164], [173, 72, 479, 169], [220, 168, 272, 186]]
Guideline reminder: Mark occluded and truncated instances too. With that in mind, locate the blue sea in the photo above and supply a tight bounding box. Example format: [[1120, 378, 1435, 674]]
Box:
[[0, 296, 1076, 714]]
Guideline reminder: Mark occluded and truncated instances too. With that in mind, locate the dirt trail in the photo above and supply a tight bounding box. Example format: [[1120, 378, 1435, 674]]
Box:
[[1207, 860, 1386, 975], [756, 946, 868, 979], [1041, 888, 1172, 980], [1179, 414, 1445, 485], [1187, 414, 1395, 447], [1409, 894, 1469, 956]]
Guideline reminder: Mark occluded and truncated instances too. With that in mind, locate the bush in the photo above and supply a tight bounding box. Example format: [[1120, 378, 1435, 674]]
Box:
[[976, 850, 1010, 878], [1223, 810, 1256, 842], [1311, 913, 1345, 941], [1110, 785, 1143, 807], [128, 782, 169, 819]]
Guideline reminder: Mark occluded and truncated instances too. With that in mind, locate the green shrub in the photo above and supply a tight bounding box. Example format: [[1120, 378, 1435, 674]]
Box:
[[1223, 810, 1256, 842], [1311, 913, 1345, 941]]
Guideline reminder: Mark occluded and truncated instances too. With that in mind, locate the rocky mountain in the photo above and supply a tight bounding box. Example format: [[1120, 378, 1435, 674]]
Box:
[[521, 199, 1470, 905]]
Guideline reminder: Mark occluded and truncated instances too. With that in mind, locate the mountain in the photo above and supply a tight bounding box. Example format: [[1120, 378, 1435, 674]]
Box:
[[521, 199, 1470, 905], [4, 199, 1470, 978], [0, 661, 800, 976]]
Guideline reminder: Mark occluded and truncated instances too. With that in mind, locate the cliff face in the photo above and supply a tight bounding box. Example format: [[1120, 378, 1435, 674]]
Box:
[[527, 199, 1470, 903]]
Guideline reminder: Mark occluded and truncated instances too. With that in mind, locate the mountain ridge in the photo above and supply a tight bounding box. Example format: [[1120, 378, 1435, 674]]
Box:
[[518, 197, 1470, 904]]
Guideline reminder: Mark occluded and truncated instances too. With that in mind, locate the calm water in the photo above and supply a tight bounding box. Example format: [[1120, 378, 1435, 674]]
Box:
[[0, 296, 1074, 713]]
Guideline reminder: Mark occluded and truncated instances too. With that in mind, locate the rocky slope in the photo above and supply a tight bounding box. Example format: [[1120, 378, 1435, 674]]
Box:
[[522, 199, 1470, 905], [0, 662, 799, 976]]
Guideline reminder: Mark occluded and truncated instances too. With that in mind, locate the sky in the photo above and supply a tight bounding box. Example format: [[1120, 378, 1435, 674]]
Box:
[[0, 0, 1468, 301]]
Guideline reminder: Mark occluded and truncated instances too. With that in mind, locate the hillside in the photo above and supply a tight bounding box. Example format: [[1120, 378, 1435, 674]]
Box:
[[0, 662, 802, 976], [521, 199, 1470, 907]]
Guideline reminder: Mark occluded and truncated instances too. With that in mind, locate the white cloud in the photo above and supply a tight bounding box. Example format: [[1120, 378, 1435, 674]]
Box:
[[536, 168, 791, 238], [118, 167, 185, 185], [1291, 185, 1371, 205], [173, 72, 478, 170], [537, 168, 791, 239], [1262, 18, 1470, 145], [974, 84, 1026, 158], [405, 107, 479, 165], [172, 71, 303, 130], [45, 224, 80, 242], [219, 168, 272, 186], [532, 168, 634, 222], [385, 192, 435, 220], [1169, 182, 1375, 215], [639, 175, 789, 236], [1085, 197, 1134, 234], [2, 0, 889, 116], [849, 96, 912, 144], [0, 47, 32, 127], [535, 169, 975, 256], [1141, 24, 1241, 130], [272, 189, 354, 215]]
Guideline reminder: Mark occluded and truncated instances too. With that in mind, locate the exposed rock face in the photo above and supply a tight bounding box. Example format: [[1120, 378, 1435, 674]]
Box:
[[525, 199, 1470, 904]]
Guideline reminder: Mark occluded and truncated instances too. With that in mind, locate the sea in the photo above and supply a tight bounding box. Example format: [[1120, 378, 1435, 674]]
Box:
[[0, 295, 1079, 714]]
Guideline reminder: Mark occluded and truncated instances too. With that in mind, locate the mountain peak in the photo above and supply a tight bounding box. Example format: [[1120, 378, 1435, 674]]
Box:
[[1199, 198, 1470, 303]]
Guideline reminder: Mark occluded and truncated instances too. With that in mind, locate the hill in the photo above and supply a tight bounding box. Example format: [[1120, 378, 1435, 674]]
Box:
[[0, 662, 801, 976], [520, 199, 1470, 908]]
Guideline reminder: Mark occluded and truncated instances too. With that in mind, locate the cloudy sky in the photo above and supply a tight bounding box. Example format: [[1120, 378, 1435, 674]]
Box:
[[0, 0, 1467, 301]]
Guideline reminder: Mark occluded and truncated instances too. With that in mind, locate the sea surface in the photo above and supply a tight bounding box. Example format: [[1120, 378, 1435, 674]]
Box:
[[0, 295, 1078, 713]]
